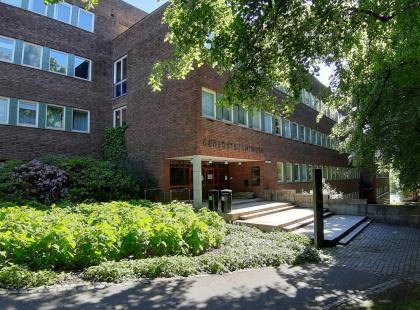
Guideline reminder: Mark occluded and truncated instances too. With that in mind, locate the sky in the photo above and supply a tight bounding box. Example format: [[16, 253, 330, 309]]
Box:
[[123, 0, 334, 87]]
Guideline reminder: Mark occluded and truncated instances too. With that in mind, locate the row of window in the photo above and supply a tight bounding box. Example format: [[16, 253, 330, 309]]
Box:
[[0, 35, 91, 80], [202, 88, 339, 150], [1, 0, 94, 32], [0, 96, 90, 133], [277, 162, 360, 183]]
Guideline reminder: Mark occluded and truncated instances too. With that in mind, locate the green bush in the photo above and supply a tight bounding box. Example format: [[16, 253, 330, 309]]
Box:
[[0, 160, 24, 202], [0, 201, 226, 270], [0, 265, 60, 289]]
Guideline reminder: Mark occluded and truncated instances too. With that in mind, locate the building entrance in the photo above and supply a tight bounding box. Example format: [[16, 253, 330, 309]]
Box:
[[202, 165, 230, 198]]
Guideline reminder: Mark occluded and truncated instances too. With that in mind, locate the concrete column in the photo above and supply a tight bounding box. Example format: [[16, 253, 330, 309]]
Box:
[[192, 155, 202, 208]]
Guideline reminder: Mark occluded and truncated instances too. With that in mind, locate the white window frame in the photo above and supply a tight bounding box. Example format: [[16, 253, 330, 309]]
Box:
[[0, 35, 15, 63], [54, 2, 72, 24], [308, 165, 313, 181], [285, 162, 293, 183], [298, 124, 305, 142], [49, 49, 68, 75], [74, 56, 92, 81], [293, 163, 300, 182], [21, 42, 43, 69], [0, 97, 10, 125], [113, 55, 127, 98], [249, 110, 261, 130], [29, 0, 48, 15], [277, 162, 284, 182], [45, 104, 65, 130], [263, 112, 272, 133], [71, 108, 90, 133], [17, 100, 38, 128], [202, 87, 216, 119], [301, 164, 307, 182], [274, 116, 282, 136], [234, 105, 248, 127], [77, 8, 95, 32], [113, 106, 127, 127], [291, 122, 299, 140], [282, 118, 291, 138]]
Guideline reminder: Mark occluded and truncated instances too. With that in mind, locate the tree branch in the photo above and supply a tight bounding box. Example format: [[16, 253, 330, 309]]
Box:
[[350, 3, 420, 23]]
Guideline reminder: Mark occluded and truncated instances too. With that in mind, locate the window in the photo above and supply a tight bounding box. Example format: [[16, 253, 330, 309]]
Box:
[[17, 100, 38, 127], [74, 56, 91, 80], [311, 129, 316, 144], [72, 109, 89, 132], [308, 165, 313, 181], [249, 111, 261, 130], [282, 118, 291, 138], [22, 42, 42, 68], [29, 0, 47, 15], [113, 106, 127, 127], [274, 117, 281, 135], [54, 2, 72, 23], [0, 97, 9, 124], [301, 164, 307, 181], [78, 8, 94, 32], [321, 133, 326, 147], [113, 56, 127, 98], [49, 49, 68, 74], [202, 89, 215, 118], [293, 164, 300, 182], [0, 36, 14, 63], [316, 132, 321, 146], [291, 122, 298, 140], [251, 167, 260, 186], [234, 105, 247, 126], [170, 166, 191, 186], [298, 125, 305, 141], [277, 162, 284, 182], [263, 112, 272, 133], [2, 0, 22, 7], [285, 163, 292, 182], [46, 105, 64, 130], [305, 127, 311, 143], [327, 136, 331, 149]]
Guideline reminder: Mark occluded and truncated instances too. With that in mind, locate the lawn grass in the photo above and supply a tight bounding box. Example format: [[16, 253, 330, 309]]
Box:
[[369, 282, 420, 310]]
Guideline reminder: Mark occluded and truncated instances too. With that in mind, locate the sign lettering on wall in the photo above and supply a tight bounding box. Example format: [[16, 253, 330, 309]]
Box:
[[202, 139, 264, 154]]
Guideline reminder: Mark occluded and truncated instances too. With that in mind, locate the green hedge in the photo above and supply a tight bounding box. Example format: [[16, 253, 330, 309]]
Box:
[[0, 201, 226, 270]]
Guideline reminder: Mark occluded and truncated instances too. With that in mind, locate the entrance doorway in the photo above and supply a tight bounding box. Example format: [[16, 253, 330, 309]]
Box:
[[202, 165, 230, 198]]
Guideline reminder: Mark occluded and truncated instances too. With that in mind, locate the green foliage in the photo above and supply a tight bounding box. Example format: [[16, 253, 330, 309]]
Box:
[[0, 160, 24, 202], [0, 265, 60, 289], [103, 126, 128, 162], [0, 201, 226, 270]]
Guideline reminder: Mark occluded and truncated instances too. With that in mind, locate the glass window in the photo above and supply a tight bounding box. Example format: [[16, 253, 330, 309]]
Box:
[[282, 118, 291, 138], [327, 136, 331, 149], [263, 112, 272, 133], [308, 165, 313, 181], [72, 109, 89, 132], [305, 127, 311, 143], [301, 164, 307, 181], [285, 163, 292, 183], [219, 105, 232, 122], [29, 0, 47, 15], [249, 111, 261, 130], [46, 105, 64, 129], [234, 105, 247, 126], [113, 56, 127, 98], [113, 106, 127, 127], [202, 89, 215, 118], [2, 0, 22, 7], [321, 133, 326, 147], [0, 97, 9, 124], [74, 56, 91, 80], [54, 2, 71, 23], [293, 164, 300, 182], [78, 9, 94, 32], [170, 167, 190, 186], [22, 42, 42, 68], [0, 36, 14, 63], [277, 162, 284, 182], [49, 49, 68, 74], [291, 122, 298, 140], [299, 125, 305, 141], [274, 117, 281, 135], [251, 167, 260, 186], [311, 129, 316, 144], [18, 101, 38, 127], [316, 132, 321, 146]]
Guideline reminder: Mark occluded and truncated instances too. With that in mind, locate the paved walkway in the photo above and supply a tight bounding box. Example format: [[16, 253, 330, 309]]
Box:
[[1, 223, 419, 309]]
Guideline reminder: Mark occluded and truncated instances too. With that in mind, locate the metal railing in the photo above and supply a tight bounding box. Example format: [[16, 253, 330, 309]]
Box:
[[144, 188, 192, 203]]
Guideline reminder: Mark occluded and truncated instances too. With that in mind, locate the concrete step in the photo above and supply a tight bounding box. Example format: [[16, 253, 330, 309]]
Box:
[[232, 198, 262, 206], [223, 201, 293, 221], [283, 211, 334, 231], [338, 219, 372, 245], [239, 205, 295, 220]]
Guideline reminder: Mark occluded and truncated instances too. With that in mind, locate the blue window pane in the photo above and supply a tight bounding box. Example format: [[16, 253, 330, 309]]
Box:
[[78, 9, 94, 32]]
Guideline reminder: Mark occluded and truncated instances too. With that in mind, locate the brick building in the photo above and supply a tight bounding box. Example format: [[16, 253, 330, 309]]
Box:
[[0, 0, 388, 206]]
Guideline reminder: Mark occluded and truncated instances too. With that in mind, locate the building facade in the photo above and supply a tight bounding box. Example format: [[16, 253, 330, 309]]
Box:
[[0, 0, 388, 206]]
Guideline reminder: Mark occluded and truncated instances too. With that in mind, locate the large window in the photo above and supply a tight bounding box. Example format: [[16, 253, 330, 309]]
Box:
[[305, 127, 311, 143], [218, 104, 232, 122], [78, 8, 95, 32], [2, 0, 22, 7], [308, 165, 313, 181], [29, 0, 47, 15], [285, 163, 292, 183], [282, 118, 291, 138], [234, 105, 247, 126], [311, 129, 316, 144], [46, 105, 64, 130], [18, 101, 38, 127], [54, 2, 72, 23], [74, 56, 91, 80], [72, 109, 89, 132], [298, 125, 305, 141], [301, 164, 307, 181], [293, 163, 300, 182], [249, 111, 261, 130], [251, 167, 260, 186], [277, 162, 284, 182], [113, 106, 127, 127], [0, 36, 14, 63], [113, 56, 127, 98], [49, 49, 68, 75], [0, 97, 9, 124], [170, 166, 191, 187], [263, 112, 272, 133], [202, 89, 215, 118], [274, 117, 281, 135], [291, 122, 298, 140], [316, 132, 321, 146], [22, 42, 42, 69]]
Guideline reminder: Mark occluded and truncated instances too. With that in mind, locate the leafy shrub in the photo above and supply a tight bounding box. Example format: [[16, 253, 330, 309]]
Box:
[[0, 201, 226, 270], [0, 160, 24, 202], [0, 265, 59, 289], [103, 126, 127, 162]]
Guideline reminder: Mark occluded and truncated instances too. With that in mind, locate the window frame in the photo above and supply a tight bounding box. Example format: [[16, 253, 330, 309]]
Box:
[[285, 162, 293, 183], [298, 124, 305, 142], [74, 56, 92, 81], [71, 108, 90, 133], [49, 49, 68, 75], [29, 0, 48, 16], [251, 166, 261, 186], [113, 55, 127, 98], [113, 106, 127, 127], [54, 2, 72, 24], [274, 116, 282, 135], [17, 100, 39, 128], [1, 0, 22, 7], [21, 41, 43, 69], [282, 118, 291, 138], [249, 110, 261, 130], [202, 87, 216, 119], [0, 35, 15, 63], [45, 104, 65, 131], [77, 8, 95, 32], [277, 162, 284, 182], [233, 104, 248, 127], [0, 97, 10, 125], [263, 112, 273, 133], [308, 165, 313, 181], [301, 164, 307, 182], [291, 122, 299, 140], [293, 163, 300, 182]]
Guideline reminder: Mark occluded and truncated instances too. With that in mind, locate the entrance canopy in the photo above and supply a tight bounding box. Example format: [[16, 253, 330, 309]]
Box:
[[167, 155, 260, 164]]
